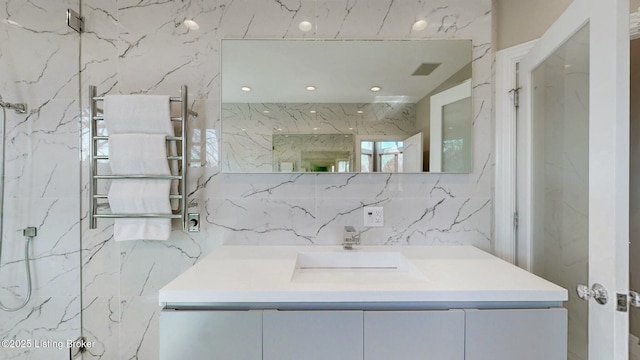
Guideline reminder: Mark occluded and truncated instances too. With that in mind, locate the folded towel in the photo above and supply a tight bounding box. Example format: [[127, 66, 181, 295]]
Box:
[[109, 134, 171, 175], [104, 95, 179, 209], [107, 134, 172, 241], [103, 95, 173, 135], [108, 180, 172, 241]]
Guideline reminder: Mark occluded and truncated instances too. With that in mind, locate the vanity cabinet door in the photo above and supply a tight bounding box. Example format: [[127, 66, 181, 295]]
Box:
[[159, 310, 262, 360], [464, 308, 567, 360], [263, 310, 363, 360], [364, 310, 465, 360]]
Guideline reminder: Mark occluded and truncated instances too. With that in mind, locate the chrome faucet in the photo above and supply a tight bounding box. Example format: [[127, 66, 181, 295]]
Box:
[[343, 226, 360, 250]]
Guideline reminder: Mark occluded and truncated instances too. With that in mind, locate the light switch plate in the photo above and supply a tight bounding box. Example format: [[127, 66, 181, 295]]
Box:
[[363, 206, 384, 227]]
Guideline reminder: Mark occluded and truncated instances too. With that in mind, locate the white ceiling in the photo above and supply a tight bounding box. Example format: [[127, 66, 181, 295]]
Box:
[[221, 39, 472, 104]]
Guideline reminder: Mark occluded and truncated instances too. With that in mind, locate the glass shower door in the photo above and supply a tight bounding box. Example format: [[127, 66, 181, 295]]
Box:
[[517, 0, 629, 358], [529, 24, 590, 360], [0, 1, 81, 359]]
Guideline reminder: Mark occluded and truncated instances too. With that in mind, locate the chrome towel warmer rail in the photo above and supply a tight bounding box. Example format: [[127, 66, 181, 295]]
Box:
[[88, 85, 197, 231]]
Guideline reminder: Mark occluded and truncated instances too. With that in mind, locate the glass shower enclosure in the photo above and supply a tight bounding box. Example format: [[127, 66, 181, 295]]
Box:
[[0, 1, 82, 359]]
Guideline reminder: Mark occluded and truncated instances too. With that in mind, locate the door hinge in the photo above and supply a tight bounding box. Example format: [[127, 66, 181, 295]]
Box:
[[617, 291, 640, 312], [67, 9, 84, 33], [513, 212, 519, 230], [509, 87, 521, 109]]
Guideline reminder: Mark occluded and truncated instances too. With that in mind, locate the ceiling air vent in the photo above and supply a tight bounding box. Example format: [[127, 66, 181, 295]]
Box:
[[412, 63, 441, 76]]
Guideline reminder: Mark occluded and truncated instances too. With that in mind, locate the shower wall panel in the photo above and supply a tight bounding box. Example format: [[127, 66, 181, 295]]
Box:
[[0, 1, 81, 359]]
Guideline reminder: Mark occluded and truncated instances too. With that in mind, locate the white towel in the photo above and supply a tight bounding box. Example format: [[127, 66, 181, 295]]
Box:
[[109, 134, 171, 175], [108, 180, 172, 241], [104, 95, 179, 209], [107, 134, 172, 241], [103, 95, 173, 135]]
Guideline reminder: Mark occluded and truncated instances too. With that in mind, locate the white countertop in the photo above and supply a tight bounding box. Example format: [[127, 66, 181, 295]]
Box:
[[159, 245, 567, 309]]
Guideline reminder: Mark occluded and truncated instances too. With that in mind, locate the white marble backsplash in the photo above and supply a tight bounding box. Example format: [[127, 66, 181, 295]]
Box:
[[77, 0, 493, 358]]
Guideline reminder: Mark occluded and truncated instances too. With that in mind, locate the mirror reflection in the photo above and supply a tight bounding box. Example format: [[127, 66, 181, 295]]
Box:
[[221, 39, 473, 173]]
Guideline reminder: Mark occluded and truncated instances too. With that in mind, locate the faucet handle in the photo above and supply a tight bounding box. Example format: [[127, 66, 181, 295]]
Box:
[[343, 226, 360, 250]]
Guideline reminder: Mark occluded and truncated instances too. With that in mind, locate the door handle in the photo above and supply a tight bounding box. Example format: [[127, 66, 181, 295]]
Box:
[[576, 283, 608, 305]]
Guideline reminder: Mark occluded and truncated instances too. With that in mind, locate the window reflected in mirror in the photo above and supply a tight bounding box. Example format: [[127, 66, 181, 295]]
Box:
[[360, 140, 405, 172], [273, 134, 353, 172]]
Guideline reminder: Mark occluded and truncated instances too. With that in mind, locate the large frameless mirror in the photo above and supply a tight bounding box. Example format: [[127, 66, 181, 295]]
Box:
[[221, 39, 472, 173]]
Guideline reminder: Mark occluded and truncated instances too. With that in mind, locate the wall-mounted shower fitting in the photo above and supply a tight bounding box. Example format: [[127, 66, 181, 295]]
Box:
[[0, 97, 27, 114], [23, 227, 37, 237], [0, 227, 36, 312]]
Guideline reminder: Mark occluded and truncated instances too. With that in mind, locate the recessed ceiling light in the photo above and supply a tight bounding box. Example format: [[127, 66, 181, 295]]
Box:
[[263, 110, 270, 113], [299, 21, 313, 32], [370, 86, 382, 92], [241, 86, 252, 92], [313, 127, 318, 130], [412, 19, 428, 31], [357, 110, 364, 114], [348, 127, 353, 130], [306, 86, 316, 91], [184, 19, 200, 30], [310, 110, 317, 113], [277, 128, 283, 131]]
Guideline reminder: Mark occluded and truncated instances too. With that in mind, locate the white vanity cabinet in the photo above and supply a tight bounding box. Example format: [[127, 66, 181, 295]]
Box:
[[160, 307, 566, 360], [364, 310, 465, 360], [159, 246, 569, 360], [263, 310, 363, 360], [465, 308, 567, 360], [159, 310, 262, 360]]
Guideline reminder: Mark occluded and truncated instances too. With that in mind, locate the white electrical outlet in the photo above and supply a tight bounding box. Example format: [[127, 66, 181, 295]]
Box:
[[363, 206, 384, 227]]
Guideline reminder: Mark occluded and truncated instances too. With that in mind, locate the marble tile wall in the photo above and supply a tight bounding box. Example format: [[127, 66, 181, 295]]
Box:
[[80, 0, 493, 358], [0, 0, 81, 359]]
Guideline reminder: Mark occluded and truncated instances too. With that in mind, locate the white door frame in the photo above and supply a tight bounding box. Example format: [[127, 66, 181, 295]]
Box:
[[494, 40, 536, 265], [494, 9, 639, 267]]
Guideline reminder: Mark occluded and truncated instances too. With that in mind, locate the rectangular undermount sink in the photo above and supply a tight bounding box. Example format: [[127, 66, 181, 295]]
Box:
[[292, 250, 427, 283], [295, 251, 411, 270]]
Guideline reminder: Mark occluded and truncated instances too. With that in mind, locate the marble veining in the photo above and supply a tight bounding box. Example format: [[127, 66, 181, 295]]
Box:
[[76, 0, 493, 358]]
